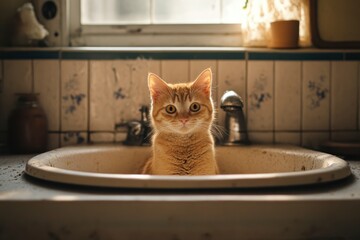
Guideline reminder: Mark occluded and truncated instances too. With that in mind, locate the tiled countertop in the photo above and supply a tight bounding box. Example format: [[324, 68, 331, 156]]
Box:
[[0, 153, 360, 239]]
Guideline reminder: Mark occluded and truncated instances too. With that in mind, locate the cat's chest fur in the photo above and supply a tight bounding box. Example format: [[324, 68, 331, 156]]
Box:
[[150, 132, 217, 175]]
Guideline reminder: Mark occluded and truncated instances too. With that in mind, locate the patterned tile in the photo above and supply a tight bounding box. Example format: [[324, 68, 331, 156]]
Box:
[[60, 132, 87, 147], [90, 60, 116, 131], [274, 61, 301, 131], [247, 61, 274, 131], [275, 132, 301, 145], [0, 60, 32, 131], [331, 62, 358, 130], [113, 59, 159, 126], [61, 60, 88, 131], [302, 61, 330, 131], [217, 60, 246, 128], [33, 60, 60, 131], [161, 60, 189, 83], [123, 59, 160, 110], [90, 59, 160, 131]]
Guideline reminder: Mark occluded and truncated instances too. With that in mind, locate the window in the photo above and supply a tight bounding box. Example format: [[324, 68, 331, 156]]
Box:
[[69, 0, 310, 47], [69, 0, 246, 46], [81, 0, 245, 24]]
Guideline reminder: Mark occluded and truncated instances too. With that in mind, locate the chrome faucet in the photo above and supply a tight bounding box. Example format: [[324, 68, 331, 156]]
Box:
[[124, 106, 152, 146], [220, 91, 249, 145]]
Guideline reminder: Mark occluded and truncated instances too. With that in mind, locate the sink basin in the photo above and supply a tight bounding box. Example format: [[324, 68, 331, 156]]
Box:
[[25, 144, 351, 189]]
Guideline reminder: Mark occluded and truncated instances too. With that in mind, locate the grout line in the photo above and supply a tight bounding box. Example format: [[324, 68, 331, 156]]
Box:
[[244, 52, 249, 137], [159, 60, 163, 77], [0, 60, 3, 93], [31, 60, 35, 93], [357, 62, 360, 131], [300, 61, 303, 146], [215, 60, 219, 110], [188, 59, 191, 82], [272, 60, 275, 144], [87, 60, 91, 143], [355, 63, 360, 131], [329, 61, 333, 141], [58, 59, 62, 146]]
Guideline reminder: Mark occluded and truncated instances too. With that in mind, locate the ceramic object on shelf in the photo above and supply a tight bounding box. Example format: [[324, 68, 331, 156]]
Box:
[[25, 144, 351, 189], [269, 20, 300, 49], [8, 93, 48, 153]]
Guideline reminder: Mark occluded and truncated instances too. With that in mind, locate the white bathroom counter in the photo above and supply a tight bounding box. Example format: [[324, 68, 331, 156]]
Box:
[[1, 154, 360, 239]]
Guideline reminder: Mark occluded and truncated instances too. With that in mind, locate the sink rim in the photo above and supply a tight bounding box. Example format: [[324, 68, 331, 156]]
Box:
[[25, 144, 352, 189]]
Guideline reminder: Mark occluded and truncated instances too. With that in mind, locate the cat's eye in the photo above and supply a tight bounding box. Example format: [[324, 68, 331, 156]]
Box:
[[190, 102, 201, 112], [165, 104, 176, 114]]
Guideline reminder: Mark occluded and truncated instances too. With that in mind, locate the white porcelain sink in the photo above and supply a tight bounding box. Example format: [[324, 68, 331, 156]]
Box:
[[25, 144, 352, 189]]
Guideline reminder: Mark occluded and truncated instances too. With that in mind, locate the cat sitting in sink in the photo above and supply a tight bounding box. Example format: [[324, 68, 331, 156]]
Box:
[[141, 68, 219, 175]]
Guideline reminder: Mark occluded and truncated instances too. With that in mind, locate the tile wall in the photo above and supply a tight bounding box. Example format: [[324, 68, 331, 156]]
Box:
[[0, 49, 359, 150]]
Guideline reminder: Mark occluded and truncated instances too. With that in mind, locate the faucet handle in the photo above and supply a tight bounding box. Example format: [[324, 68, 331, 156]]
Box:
[[220, 90, 244, 109]]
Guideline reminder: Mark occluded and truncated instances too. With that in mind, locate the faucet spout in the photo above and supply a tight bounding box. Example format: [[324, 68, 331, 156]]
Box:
[[124, 105, 152, 146], [220, 91, 249, 145]]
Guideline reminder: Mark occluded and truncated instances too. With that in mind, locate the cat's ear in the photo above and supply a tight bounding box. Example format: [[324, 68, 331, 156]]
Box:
[[192, 68, 212, 97], [148, 72, 169, 101]]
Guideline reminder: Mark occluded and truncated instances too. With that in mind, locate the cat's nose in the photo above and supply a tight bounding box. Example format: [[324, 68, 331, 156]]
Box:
[[179, 119, 189, 124]]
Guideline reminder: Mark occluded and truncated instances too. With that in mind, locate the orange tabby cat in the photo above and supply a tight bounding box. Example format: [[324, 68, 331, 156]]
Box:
[[142, 68, 218, 175]]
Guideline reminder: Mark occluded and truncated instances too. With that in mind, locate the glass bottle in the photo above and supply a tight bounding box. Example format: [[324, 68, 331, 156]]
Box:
[[7, 93, 48, 153]]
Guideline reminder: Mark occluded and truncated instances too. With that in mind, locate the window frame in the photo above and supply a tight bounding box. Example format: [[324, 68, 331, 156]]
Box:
[[69, 0, 243, 47]]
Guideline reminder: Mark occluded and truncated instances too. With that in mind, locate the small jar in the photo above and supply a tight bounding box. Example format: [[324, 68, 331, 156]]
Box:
[[7, 93, 48, 153], [269, 20, 300, 49]]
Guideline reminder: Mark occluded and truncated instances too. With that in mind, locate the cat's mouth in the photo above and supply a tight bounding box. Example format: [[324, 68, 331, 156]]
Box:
[[170, 123, 191, 133]]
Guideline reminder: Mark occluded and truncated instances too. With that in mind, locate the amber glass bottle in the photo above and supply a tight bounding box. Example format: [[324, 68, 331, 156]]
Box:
[[8, 93, 48, 153]]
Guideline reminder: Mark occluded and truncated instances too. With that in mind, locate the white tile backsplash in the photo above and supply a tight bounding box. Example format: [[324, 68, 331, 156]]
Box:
[[61, 60, 88, 131], [275, 61, 301, 131], [34, 60, 60, 131], [302, 132, 330, 150], [248, 131, 274, 144], [115, 132, 127, 143], [275, 132, 301, 145], [2, 56, 360, 149], [161, 60, 189, 83], [190, 60, 218, 102], [90, 132, 115, 143], [302, 61, 330, 131], [331, 61, 358, 130], [90, 60, 117, 131], [0, 60, 32, 131], [217, 60, 246, 127], [247, 61, 274, 131], [112, 60, 147, 124]]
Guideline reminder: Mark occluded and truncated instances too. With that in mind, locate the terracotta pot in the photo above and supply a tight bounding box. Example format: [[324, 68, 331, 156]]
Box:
[[269, 20, 299, 49]]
